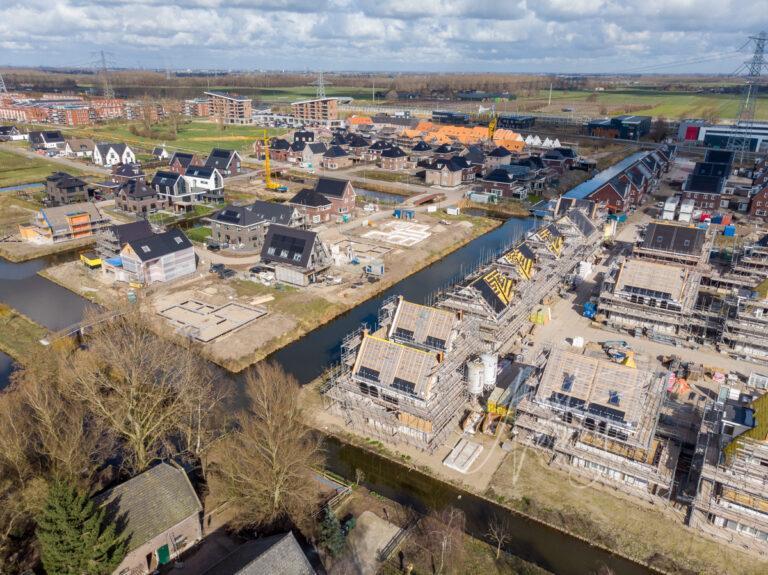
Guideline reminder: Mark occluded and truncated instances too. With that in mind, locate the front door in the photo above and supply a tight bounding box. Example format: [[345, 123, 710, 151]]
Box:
[[156, 543, 171, 565]]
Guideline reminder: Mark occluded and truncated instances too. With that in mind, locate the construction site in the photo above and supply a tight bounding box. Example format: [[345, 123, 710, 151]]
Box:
[[321, 205, 605, 454]]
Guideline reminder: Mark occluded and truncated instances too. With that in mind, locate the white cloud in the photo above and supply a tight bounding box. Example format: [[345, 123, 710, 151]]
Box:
[[0, 0, 765, 72]]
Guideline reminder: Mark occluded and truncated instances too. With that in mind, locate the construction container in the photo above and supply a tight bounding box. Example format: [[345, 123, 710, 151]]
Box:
[[721, 213, 733, 225], [481, 352, 498, 391], [724, 224, 736, 237], [446, 207, 460, 216]]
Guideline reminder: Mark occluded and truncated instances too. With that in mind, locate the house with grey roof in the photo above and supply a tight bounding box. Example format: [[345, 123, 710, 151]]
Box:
[[209, 201, 300, 250], [96, 462, 202, 574], [204, 148, 242, 176], [115, 229, 196, 285], [183, 165, 224, 205], [260, 225, 331, 286], [93, 142, 136, 167], [204, 532, 315, 575]]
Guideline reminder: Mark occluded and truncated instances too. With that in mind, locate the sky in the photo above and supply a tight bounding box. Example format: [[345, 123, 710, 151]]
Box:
[[1, 0, 767, 73]]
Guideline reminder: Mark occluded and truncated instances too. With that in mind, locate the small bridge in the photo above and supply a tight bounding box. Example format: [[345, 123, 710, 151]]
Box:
[[411, 192, 447, 206], [40, 309, 124, 346]]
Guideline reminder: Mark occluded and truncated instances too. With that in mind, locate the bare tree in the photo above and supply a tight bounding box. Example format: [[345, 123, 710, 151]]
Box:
[[208, 363, 323, 530], [486, 514, 512, 560], [62, 308, 217, 474], [420, 507, 466, 575]]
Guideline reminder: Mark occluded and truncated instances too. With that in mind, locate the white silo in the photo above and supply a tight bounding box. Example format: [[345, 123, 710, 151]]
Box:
[[481, 352, 498, 391], [466, 358, 484, 396]]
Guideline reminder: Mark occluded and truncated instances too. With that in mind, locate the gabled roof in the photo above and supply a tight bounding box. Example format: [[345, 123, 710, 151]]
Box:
[[324, 145, 349, 158], [152, 146, 166, 156], [205, 148, 239, 170], [464, 144, 485, 165], [315, 177, 351, 198], [566, 209, 596, 237], [111, 220, 154, 245], [289, 141, 306, 152], [185, 165, 218, 179], [203, 532, 315, 575], [483, 169, 515, 184], [353, 334, 437, 398], [381, 146, 407, 158], [211, 201, 295, 227], [593, 177, 630, 200], [261, 225, 319, 269], [96, 142, 128, 158], [96, 463, 202, 553], [0, 125, 18, 135], [330, 133, 348, 146], [554, 147, 577, 159], [66, 137, 95, 152], [169, 152, 195, 168], [151, 170, 183, 188], [642, 222, 706, 256], [126, 229, 192, 261], [46, 172, 86, 189], [308, 143, 327, 154], [29, 130, 64, 144], [289, 188, 332, 208], [471, 269, 515, 313], [389, 299, 457, 351]]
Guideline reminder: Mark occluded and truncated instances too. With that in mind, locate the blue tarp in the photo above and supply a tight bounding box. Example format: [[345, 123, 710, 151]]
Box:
[[105, 257, 122, 267]]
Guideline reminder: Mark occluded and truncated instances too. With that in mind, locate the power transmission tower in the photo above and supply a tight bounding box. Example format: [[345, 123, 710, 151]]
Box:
[[98, 50, 115, 99], [311, 71, 330, 99], [0, 73, 7, 93], [728, 31, 767, 163]]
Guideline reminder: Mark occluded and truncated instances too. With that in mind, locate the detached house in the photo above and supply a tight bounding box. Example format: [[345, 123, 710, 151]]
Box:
[[205, 148, 242, 176], [410, 140, 433, 159], [380, 146, 408, 171], [44, 172, 88, 205], [111, 163, 145, 184], [96, 463, 202, 574], [481, 166, 530, 200], [209, 201, 300, 250], [484, 146, 512, 172], [287, 141, 327, 168], [184, 166, 224, 203], [152, 146, 171, 161], [322, 145, 353, 170], [423, 156, 474, 187], [93, 143, 136, 167], [150, 171, 194, 212], [0, 125, 24, 141], [268, 138, 291, 162], [168, 152, 199, 175], [315, 177, 356, 219], [29, 130, 65, 151], [260, 225, 331, 286], [288, 188, 333, 225], [64, 138, 95, 158], [117, 228, 196, 285], [115, 180, 166, 216]]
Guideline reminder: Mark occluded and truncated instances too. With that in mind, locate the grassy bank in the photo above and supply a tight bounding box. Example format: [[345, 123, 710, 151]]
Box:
[[0, 148, 87, 188], [0, 304, 47, 364], [0, 236, 94, 263]]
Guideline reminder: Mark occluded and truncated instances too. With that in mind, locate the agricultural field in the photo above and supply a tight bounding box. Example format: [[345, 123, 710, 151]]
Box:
[[203, 85, 373, 102], [513, 89, 768, 120], [62, 120, 286, 155], [0, 148, 86, 188]]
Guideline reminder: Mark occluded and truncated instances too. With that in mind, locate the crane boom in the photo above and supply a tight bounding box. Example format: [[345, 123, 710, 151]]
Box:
[[263, 130, 278, 190]]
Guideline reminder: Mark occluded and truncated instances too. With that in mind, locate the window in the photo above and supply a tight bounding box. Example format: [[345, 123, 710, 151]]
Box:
[[280, 249, 289, 258], [358, 366, 380, 382], [723, 424, 735, 436], [292, 252, 302, 262], [608, 390, 621, 406], [392, 377, 416, 395], [394, 327, 414, 341], [267, 246, 276, 255], [174, 237, 182, 244], [425, 336, 446, 350], [141, 245, 150, 253], [562, 374, 575, 392]]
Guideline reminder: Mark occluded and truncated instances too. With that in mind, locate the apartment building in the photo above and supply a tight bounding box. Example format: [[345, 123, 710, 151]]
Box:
[[290, 97, 339, 124], [205, 91, 253, 125]]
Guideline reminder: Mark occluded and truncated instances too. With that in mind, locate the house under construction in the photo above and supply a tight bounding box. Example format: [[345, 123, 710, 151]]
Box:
[[689, 389, 768, 551], [322, 207, 604, 451], [513, 346, 677, 498]]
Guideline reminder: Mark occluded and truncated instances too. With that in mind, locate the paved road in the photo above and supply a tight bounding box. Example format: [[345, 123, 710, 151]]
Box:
[[0, 143, 110, 176]]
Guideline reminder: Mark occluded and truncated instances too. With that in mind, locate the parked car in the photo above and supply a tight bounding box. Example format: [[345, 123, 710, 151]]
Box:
[[206, 241, 221, 252], [218, 268, 236, 279], [210, 263, 225, 273]]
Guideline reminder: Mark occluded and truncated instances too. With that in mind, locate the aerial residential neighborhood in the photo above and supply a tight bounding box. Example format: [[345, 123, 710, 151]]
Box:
[[1, 3, 768, 575]]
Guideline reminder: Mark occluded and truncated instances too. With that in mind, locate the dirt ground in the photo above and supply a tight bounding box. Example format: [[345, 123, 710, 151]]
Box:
[[488, 445, 768, 575], [41, 212, 497, 371]]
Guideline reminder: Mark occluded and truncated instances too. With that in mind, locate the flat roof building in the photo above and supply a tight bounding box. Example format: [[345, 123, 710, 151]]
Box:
[[205, 91, 253, 125]]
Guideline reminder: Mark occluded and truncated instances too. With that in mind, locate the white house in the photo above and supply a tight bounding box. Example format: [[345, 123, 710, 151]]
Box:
[[93, 143, 136, 167], [183, 166, 224, 203], [110, 229, 196, 285], [0, 126, 27, 141], [64, 138, 95, 158]]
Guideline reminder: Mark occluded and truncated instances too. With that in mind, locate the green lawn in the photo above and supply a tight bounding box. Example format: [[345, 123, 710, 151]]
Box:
[[0, 148, 86, 188], [62, 120, 286, 155], [185, 226, 212, 243]]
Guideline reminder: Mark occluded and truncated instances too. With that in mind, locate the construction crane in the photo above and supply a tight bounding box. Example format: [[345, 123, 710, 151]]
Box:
[[262, 130, 287, 192], [479, 104, 497, 140]]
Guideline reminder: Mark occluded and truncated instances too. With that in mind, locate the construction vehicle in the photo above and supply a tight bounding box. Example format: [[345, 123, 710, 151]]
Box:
[[479, 104, 497, 140], [262, 130, 288, 192]]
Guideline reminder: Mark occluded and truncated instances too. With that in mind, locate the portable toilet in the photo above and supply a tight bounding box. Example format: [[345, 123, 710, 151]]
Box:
[[724, 224, 736, 237]]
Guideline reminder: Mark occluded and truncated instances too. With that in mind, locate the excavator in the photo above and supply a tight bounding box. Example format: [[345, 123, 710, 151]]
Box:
[[479, 104, 498, 141], [262, 130, 287, 192]]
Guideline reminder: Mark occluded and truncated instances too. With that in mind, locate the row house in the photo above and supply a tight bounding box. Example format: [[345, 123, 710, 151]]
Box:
[[682, 174, 727, 211], [19, 202, 110, 244]]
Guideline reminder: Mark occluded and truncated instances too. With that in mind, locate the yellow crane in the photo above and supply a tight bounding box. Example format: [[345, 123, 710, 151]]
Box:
[[480, 104, 497, 141], [262, 130, 287, 192]]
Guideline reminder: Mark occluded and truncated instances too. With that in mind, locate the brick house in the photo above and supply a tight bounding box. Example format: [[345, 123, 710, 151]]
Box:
[[115, 180, 166, 216], [268, 138, 291, 162], [322, 145, 353, 170], [209, 201, 300, 250], [587, 177, 633, 212], [315, 177, 356, 219], [288, 188, 333, 225], [168, 152, 199, 175], [481, 167, 529, 200], [204, 148, 242, 176], [749, 185, 768, 219], [409, 140, 433, 160], [681, 174, 726, 210], [380, 146, 408, 170], [423, 156, 474, 187], [484, 146, 512, 173], [96, 463, 202, 575], [44, 172, 87, 205], [287, 141, 327, 167], [111, 162, 145, 185]]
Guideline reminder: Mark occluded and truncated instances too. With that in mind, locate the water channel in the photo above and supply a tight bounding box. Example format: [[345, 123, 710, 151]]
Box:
[[0, 198, 657, 573]]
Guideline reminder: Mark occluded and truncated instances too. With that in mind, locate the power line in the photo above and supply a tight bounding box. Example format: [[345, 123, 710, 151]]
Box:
[[0, 73, 7, 93], [618, 50, 744, 74], [728, 31, 768, 163]]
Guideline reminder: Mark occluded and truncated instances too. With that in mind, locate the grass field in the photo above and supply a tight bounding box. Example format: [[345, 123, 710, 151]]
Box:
[[0, 148, 86, 188], [0, 304, 47, 363], [185, 226, 212, 243], [513, 89, 768, 120], [63, 120, 285, 155]]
